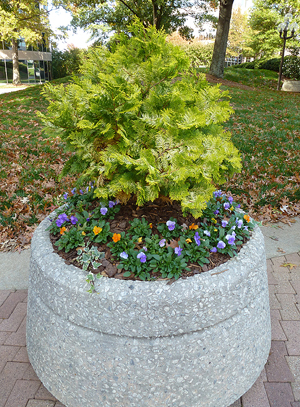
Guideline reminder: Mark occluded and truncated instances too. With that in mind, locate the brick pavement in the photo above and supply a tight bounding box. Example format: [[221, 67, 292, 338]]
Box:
[[0, 253, 300, 407]]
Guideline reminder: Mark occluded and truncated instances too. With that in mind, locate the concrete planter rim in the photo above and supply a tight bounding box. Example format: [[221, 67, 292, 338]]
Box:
[[34, 210, 261, 290], [27, 209, 271, 407]]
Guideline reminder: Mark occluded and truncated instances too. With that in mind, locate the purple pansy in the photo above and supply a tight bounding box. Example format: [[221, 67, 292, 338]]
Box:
[[137, 252, 147, 263], [159, 239, 166, 247], [224, 202, 230, 210], [56, 213, 69, 227], [210, 247, 217, 253], [217, 241, 226, 249], [213, 190, 223, 198], [174, 246, 182, 256], [226, 233, 236, 245], [194, 231, 201, 246], [166, 220, 176, 231], [71, 188, 76, 195], [228, 196, 234, 204], [100, 207, 108, 215], [244, 226, 248, 231], [204, 230, 211, 237], [120, 251, 128, 259], [143, 246, 148, 252], [63, 192, 68, 200], [236, 219, 243, 229], [79, 189, 84, 194], [70, 215, 78, 225], [222, 220, 228, 228], [109, 201, 115, 208], [214, 209, 220, 215]]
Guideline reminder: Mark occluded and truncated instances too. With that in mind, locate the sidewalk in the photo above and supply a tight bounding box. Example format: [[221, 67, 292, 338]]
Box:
[[1, 221, 300, 406]]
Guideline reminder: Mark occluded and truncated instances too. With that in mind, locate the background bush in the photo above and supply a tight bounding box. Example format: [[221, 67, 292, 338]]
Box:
[[282, 56, 300, 80], [167, 32, 214, 67], [52, 47, 85, 79]]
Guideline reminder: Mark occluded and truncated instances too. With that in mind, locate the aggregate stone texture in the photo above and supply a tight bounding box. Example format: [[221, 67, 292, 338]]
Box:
[[1, 253, 300, 406], [26, 215, 271, 407]]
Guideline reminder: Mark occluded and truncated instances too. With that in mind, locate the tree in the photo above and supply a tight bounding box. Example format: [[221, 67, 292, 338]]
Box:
[[0, 0, 53, 85], [248, 0, 300, 59], [226, 6, 253, 58], [208, 0, 234, 78], [56, 0, 234, 78], [54, 0, 207, 42]]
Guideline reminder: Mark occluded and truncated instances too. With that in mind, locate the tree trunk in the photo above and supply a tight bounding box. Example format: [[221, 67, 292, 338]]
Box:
[[11, 38, 21, 85], [209, 0, 234, 78]]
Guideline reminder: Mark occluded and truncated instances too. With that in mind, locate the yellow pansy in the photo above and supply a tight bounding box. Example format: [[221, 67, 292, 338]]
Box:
[[93, 226, 102, 235]]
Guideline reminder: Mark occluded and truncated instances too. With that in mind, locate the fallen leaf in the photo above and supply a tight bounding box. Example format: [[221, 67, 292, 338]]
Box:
[[280, 263, 298, 270]]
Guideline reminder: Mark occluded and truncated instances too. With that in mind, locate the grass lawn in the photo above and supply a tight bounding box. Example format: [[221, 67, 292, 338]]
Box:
[[0, 69, 300, 250]]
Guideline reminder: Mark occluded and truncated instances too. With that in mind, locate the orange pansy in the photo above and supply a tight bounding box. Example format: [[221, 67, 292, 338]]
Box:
[[60, 227, 67, 235], [189, 223, 199, 230], [112, 233, 121, 243], [244, 214, 251, 223]]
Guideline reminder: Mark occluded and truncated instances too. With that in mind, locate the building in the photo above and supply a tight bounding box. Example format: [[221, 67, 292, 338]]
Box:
[[0, 1, 52, 84], [0, 38, 52, 84]]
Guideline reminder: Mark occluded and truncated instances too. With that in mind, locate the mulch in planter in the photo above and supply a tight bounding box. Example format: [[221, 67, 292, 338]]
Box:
[[50, 198, 247, 282]]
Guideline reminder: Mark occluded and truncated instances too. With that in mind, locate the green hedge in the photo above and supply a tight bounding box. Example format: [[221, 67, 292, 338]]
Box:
[[282, 56, 300, 80]]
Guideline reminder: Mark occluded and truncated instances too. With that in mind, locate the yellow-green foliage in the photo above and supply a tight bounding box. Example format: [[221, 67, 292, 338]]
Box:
[[40, 22, 241, 217]]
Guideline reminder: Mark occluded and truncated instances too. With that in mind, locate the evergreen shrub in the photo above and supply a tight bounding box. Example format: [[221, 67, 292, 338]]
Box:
[[282, 56, 300, 80], [258, 58, 280, 72], [40, 22, 241, 218]]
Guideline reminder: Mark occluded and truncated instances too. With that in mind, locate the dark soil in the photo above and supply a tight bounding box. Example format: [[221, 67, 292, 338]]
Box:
[[50, 198, 247, 282]]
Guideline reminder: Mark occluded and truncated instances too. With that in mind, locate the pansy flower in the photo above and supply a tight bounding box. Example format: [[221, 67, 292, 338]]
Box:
[[224, 202, 230, 210], [70, 215, 78, 225], [236, 219, 243, 229], [213, 190, 223, 198], [120, 251, 128, 259], [217, 241, 226, 249], [159, 239, 166, 247], [226, 233, 235, 245], [63, 192, 68, 200], [137, 252, 147, 263], [166, 220, 176, 231], [222, 220, 228, 228], [194, 231, 201, 246], [189, 223, 199, 230], [174, 246, 182, 256], [100, 207, 108, 215], [112, 233, 121, 242], [93, 226, 102, 235], [56, 213, 69, 227], [109, 201, 115, 208], [203, 230, 210, 237], [210, 247, 217, 253], [60, 226, 67, 235], [244, 214, 251, 223]]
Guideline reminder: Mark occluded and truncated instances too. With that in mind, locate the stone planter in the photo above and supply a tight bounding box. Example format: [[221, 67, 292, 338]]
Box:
[[282, 80, 300, 92], [26, 213, 271, 407]]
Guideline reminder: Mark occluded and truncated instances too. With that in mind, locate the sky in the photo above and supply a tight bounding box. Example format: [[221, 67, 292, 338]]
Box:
[[48, 0, 254, 51]]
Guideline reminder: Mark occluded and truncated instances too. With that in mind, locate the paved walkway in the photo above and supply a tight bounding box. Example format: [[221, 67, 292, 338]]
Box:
[[0, 253, 300, 406]]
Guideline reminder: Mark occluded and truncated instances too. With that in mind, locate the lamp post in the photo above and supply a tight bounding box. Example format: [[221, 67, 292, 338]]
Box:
[[277, 14, 298, 90]]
